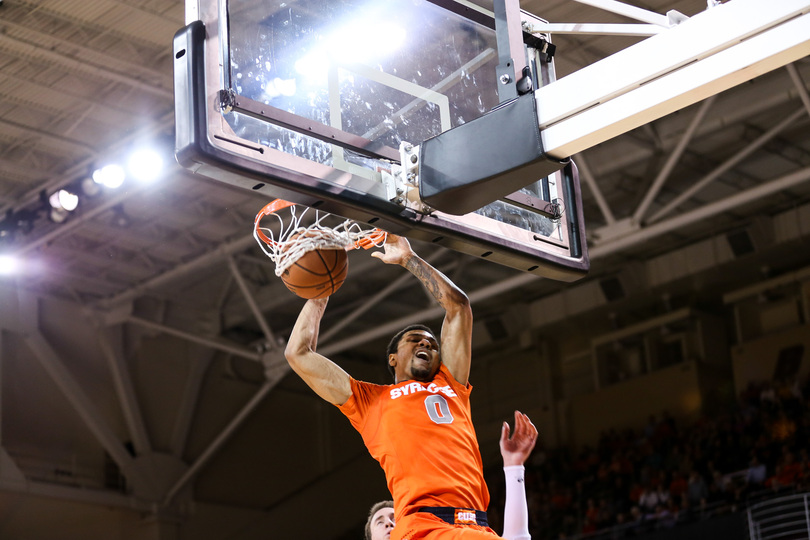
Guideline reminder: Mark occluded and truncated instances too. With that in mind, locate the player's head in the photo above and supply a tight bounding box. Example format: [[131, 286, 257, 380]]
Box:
[[386, 324, 440, 383], [365, 500, 394, 540]]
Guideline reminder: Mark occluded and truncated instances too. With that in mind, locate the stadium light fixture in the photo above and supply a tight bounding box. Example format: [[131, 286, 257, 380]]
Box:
[[0, 254, 18, 276], [93, 164, 126, 189], [49, 189, 79, 212], [127, 148, 164, 183]]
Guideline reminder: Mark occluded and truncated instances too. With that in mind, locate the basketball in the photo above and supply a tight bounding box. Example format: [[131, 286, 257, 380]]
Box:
[[281, 248, 349, 299]]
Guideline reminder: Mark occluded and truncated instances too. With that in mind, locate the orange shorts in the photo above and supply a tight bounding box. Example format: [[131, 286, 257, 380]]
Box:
[[393, 511, 502, 540]]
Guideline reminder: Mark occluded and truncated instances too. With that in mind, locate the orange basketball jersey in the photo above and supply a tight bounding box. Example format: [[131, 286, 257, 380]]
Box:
[[338, 364, 489, 522]]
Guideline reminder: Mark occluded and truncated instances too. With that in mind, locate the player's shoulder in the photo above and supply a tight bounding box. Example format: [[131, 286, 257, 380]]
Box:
[[350, 377, 392, 395], [436, 363, 471, 391]]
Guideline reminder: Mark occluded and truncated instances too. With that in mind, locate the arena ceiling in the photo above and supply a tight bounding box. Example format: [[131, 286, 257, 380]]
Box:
[[0, 0, 809, 538]]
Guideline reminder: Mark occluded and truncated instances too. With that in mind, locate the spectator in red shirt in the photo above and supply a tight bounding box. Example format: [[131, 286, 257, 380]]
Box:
[[669, 472, 688, 499]]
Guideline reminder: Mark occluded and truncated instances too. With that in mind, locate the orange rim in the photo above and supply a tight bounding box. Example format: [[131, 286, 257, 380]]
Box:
[[254, 199, 387, 249], [352, 230, 387, 250], [254, 199, 295, 246]]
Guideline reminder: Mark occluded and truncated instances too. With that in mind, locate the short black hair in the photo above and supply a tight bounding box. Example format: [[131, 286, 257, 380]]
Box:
[[365, 500, 394, 540], [385, 324, 437, 380]]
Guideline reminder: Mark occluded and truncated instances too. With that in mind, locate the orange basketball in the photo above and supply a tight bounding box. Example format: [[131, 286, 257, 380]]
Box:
[[281, 248, 349, 299]]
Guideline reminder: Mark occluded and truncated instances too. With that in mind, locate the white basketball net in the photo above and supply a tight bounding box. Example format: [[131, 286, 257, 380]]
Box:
[[254, 200, 387, 276]]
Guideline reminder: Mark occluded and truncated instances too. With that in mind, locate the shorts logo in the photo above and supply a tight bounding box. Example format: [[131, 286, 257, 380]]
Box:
[[455, 510, 477, 525]]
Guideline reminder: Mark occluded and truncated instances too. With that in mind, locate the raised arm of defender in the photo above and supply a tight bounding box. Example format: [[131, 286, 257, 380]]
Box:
[[284, 297, 351, 406], [372, 234, 473, 384]]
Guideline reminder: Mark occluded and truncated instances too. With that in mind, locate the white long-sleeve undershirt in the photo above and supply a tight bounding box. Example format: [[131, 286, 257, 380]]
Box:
[[502, 465, 531, 540]]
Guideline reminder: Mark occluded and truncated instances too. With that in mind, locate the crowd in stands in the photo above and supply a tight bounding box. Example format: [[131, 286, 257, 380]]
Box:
[[485, 374, 810, 539]]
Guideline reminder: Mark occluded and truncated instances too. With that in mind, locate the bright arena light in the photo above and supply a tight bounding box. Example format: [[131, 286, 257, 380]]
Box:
[[93, 164, 126, 189], [334, 24, 406, 63], [0, 255, 18, 276], [294, 24, 406, 78], [48, 189, 79, 212], [127, 149, 164, 183]]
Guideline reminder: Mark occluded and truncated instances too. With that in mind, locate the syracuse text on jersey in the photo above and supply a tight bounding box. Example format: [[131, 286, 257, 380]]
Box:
[[389, 382, 458, 400]]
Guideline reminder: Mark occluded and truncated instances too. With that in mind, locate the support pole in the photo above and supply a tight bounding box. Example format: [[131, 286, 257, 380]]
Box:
[[493, 0, 527, 102]]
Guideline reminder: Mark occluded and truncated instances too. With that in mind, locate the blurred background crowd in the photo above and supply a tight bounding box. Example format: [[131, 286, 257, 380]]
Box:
[[485, 375, 810, 539]]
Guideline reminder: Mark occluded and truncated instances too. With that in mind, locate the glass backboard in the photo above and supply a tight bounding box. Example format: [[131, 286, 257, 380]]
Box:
[[174, 0, 588, 281]]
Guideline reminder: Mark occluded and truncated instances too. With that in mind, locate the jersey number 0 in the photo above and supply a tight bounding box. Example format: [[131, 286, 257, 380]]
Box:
[[424, 394, 454, 424]]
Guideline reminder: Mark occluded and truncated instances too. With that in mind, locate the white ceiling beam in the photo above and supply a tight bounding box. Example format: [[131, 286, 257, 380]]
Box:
[[0, 159, 53, 182], [0, 71, 140, 124], [0, 117, 96, 155], [227, 256, 277, 347], [98, 232, 257, 309], [786, 63, 810, 116], [648, 106, 807, 224], [575, 153, 616, 226], [162, 379, 277, 506], [584, 79, 804, 181], [94, 324, 153, 456], [17, 293, 148, 492], [169, 350, 214, 458], [591, 165, 810, 256], [0, 33, 172, 100], [0, 20, 168, 87], [569, 0, 673, 26], [23, 332, 142, 480], [163, 346, 296, 507], [223, 248, 384, 331], [528, 23, 663, 36], [126, 316, 262, 362], [632, 95, 714, 224], [536, 0, 810, 158]]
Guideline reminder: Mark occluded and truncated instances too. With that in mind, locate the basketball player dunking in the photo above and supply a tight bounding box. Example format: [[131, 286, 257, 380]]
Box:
[[286, 234, 507, 539]]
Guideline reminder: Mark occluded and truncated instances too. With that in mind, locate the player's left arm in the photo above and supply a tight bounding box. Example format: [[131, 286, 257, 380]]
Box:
[[500, 410, 537, 540], [500, 410, 538, 467], [372, 234, 473, 384]]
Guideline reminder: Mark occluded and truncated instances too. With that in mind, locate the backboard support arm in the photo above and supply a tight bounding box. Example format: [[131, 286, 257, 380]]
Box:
[[533, 0, 810, 159]]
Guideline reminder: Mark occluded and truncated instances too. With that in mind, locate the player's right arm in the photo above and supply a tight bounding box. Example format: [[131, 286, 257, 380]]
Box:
[[284, 297, 352, 406]]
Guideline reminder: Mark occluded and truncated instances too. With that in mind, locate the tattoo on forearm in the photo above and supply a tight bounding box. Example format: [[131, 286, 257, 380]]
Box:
[[405, 256, 443, 302]]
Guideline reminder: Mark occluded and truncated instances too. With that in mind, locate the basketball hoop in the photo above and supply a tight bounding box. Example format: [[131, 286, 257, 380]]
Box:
[[253, 199, 387, 276]]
